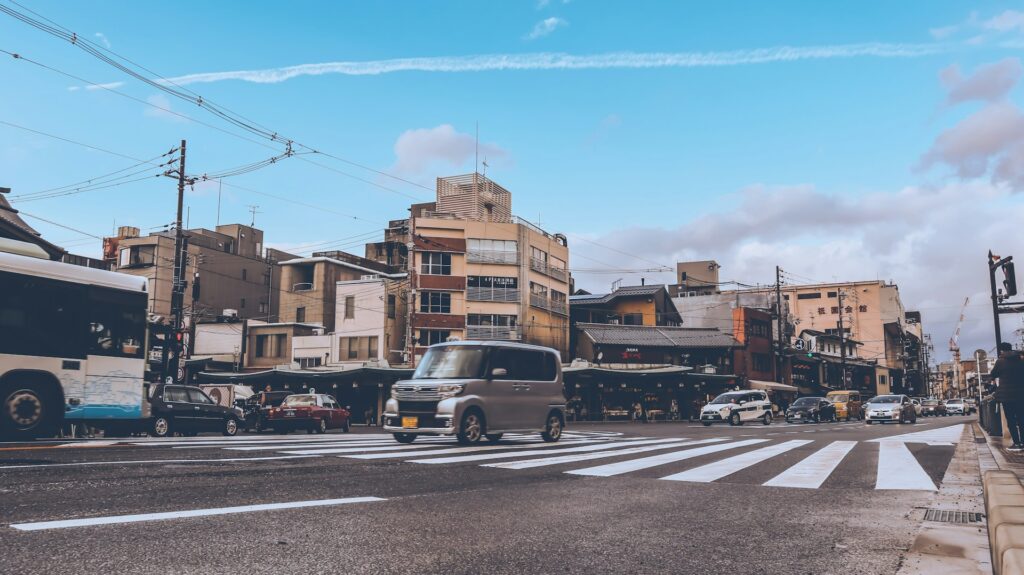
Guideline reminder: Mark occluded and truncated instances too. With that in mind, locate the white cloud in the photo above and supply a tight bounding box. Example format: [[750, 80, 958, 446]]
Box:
[[391, 124, 508, 175], [929, 25, 959, 40], [143, 93, 186, 122], [525, 17, 568, 40], [921, 58, 1024, 189], [983, 10, 1024, 33], [94, 32, 111, 49], [76, 41, 950, 91]]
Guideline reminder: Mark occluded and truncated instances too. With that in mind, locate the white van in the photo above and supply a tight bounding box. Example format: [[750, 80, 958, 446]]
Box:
[[700, 390, 773, 426]]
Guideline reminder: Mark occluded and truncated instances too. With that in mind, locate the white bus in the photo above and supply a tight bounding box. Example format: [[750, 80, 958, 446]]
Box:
[[0, 239, 150, 440]]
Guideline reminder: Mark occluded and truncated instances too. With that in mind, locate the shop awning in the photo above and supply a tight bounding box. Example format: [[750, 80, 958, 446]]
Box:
[[748, 379, 798, 392]]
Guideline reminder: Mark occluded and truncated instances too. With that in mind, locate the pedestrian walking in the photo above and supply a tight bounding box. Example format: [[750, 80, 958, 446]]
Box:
[[670, 399, 679, 421], [991, 342, 1024, 451], [632, 401, 642, 423]]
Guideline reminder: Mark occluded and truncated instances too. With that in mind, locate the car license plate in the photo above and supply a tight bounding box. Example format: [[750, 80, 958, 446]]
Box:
[[285, 410, 295, 417], [402, 416, 418, 428]]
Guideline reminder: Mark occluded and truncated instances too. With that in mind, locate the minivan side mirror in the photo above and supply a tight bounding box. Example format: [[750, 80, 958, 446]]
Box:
[[491, 368, 508, 378]]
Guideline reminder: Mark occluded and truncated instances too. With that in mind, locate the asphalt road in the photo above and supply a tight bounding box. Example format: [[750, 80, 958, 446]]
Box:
[[0, 415, 977, 575]]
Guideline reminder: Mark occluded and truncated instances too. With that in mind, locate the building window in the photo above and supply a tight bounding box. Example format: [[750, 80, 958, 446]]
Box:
[[467, 314, 517, 327], [530, 282, 548, 297], [879, 375, 888, 386], [296, 307, 305, 323], [421, 252, 452, 275], [241, 298, 246, 308], [467, 239, 517, 264], [345, 296, 355, 319], [551, 290, 567, 303], [468, 276, 518, 289], [752, 353, 771, 373], [531, 246, 548, 265], [348, 337, 358, 359], [418, 330, 451, 346], [368, 336, 378, 359], [783, 294, 789, 300], [549, 255, 566, 272], [299, 357, 322, 368], [258, 302, 268, 314], [387, 294, 396, 319], [797, 292, 822, 300], [263, 272, 270, 286], [242, 268, 247, 281], [118, 245, 155, 268], [622, 313, 643, 325], [255, 335, 267, 358], [826, 291, 837, 298], [419, 291, 451, 314]]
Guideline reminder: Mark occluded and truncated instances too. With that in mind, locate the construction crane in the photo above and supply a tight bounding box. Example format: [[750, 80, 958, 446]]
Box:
[[949, 296, 970, 397]]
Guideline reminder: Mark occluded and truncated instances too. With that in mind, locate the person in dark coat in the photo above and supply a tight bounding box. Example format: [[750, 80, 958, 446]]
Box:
[[991, 342, 1024, 451]]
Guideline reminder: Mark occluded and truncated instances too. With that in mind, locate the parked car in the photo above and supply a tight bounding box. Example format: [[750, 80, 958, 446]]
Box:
[[920, 398, 947, 417], [244, 390, 293, 432], [825, 390, 863, 421], [266, 393, 351, 434], [149, 383, 245, 437], [785, 396, 837, 423], [700, 390, 773, 426], [864, 394, 917, 424], [945, 398, 967, 416], [383, 341, 567, 444]]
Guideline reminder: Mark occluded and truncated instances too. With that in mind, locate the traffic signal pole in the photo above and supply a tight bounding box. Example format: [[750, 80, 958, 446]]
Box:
[[162, 139, 187, 384]]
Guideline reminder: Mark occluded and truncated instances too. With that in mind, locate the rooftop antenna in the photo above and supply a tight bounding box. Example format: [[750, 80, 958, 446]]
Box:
[[247, 204, 261, 227]]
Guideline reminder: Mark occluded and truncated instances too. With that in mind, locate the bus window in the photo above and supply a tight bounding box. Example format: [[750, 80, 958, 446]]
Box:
[[0, 271, 87, 359], [88, 287, 147, 359]]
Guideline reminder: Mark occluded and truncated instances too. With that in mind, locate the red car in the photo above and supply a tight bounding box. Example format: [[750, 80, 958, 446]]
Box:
[[266, 393, 351, 434]]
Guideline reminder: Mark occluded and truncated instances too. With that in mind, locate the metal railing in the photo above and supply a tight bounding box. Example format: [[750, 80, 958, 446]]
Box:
[[530, 293, 569, 316], [529, 257, 568, 282]]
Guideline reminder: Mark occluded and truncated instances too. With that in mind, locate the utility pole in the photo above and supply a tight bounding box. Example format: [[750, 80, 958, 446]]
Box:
[[163, 139, 187, 384], [775, 266, 784, 383], [837, 289, 847, 390]]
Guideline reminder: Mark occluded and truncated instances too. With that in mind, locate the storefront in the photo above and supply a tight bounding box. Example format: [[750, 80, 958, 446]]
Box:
[[563, 364, 696, 421], [197, 366, 414, 424]]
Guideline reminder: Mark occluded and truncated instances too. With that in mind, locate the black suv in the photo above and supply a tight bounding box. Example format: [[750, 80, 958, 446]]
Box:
[[149, 384, 244, 437]]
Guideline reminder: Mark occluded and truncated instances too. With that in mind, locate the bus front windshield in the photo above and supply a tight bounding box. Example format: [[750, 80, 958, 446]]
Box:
[[413, 346, 487, 380]]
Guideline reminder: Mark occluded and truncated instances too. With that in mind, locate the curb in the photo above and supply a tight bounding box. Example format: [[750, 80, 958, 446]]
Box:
[[984, 470, 1024, 575]]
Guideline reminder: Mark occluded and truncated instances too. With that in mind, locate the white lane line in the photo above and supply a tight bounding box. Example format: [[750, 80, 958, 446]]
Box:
[[344, 439, 600, 460], [565, 439, 768, 477], [485, 438, 728, 470], [762, 441, 857, 489], [56, 440, 120, 448], [866, 424, 964, 446], [0, 455, 320, 470], [279, 444, 450, 456], [10, 496, 385, 531], [661, 440, 812, 483], [407, 438, 685, 464], [222, 439, 457, 452], [875, 441, 936, 491]]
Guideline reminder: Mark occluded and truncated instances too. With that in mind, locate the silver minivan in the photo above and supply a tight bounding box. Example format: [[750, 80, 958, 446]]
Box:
[[383, 341, 567, 445]]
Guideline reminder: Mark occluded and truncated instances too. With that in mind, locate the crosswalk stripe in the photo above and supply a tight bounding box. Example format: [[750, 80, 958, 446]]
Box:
[[276, 444, 453, 455], [661, 440, 812, 483], [565, 439, 768, 477], [224, 438, 457, 452], [867, 424, 964, 446], [762, 441, 857, 489], [875, 440, 936, 491], [406, 438, 686, 465], [483, 438, 728, 470], [344, 439, 601, 460]]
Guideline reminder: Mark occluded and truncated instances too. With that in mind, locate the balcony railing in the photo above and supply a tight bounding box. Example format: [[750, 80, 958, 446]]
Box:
[[467, 249, 517, 265], [466, 287, 520, 302], [466, 326, 520, 341], [530, 293, 569, 316], [529, 257, 568, 282]]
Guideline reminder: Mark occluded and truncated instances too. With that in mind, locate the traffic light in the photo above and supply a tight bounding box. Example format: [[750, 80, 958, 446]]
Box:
[[1005, 261, 1018, 297]]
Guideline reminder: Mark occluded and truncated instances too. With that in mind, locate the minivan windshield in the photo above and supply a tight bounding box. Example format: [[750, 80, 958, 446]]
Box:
[[413, 345, 487, 380], [709, 393, 744, 405]]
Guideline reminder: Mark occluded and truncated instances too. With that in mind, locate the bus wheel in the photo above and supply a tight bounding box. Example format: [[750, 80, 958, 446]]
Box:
[[1, 380, 58, 440]]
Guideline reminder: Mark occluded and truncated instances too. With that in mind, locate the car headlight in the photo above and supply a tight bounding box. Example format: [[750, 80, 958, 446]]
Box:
[[437, 384, 465, 399]]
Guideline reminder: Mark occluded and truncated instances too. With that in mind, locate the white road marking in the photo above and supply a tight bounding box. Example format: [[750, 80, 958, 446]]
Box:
[[278, 444, 453, 456], [9, 496, 385, 531], [763, 441, 857, 489], [566, 439, 768, 477], [484, 438, 729, 470], [867, 424, 965, 446], [875, 440, 936, 491], [661, 440, 812, 483], [56, 440, 120, 448], [222, 438, 457, 452], [344, 439, 598, 460], [0, 454, 320, 470], [407, 438, 685, 464]]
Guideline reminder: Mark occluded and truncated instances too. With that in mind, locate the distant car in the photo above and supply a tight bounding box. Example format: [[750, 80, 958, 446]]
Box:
[[864, 394, 917, 424], [826, 390, 863, 421], [149, 384, 245, 437], [245, 391, 293, 432], [266, 393, 351, 434], [700, 391, 773, 426], [785, 397, 837, 424], [910, 398, 923, 417], [965, 398, 977, 415], [920, 399, 947, 417], [945, 398, 966, 416]]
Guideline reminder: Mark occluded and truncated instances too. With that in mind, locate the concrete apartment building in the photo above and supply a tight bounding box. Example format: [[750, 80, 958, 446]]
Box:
[[291, 276, 409, 367], [381, 174, 571, 361], [109, 224, 296, 322]]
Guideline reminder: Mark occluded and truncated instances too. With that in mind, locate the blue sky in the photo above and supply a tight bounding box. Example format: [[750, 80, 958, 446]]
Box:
[[3, 0, 1024, 358]]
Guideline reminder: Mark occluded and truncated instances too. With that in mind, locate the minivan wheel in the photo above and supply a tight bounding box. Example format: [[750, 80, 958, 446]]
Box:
[[729, 412, 742, 426], [762, 412, 772, 425], [393, 433, 416, 444], [151, 416, 172, 438], [223, 418, 238, 437], [457, 410, 484, 445], [485, 433, 503, 442], [541, 413, 563, 442]]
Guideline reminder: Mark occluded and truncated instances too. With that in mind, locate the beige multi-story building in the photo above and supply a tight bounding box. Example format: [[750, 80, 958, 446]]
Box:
[[384, 174, 571, 361], [110, 224, 295, 322]]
